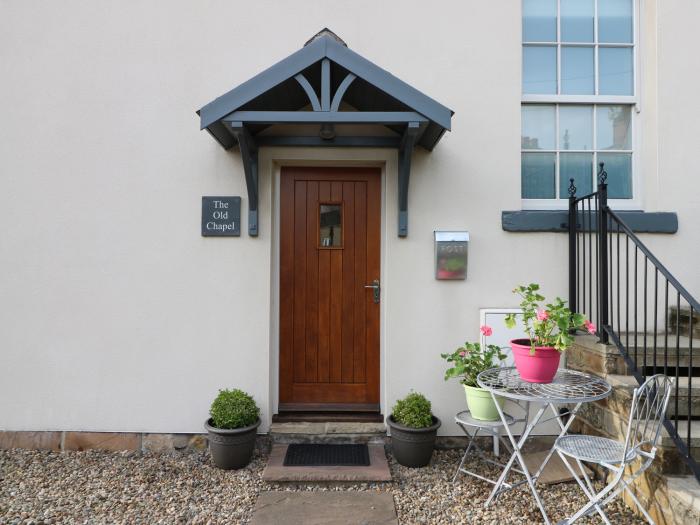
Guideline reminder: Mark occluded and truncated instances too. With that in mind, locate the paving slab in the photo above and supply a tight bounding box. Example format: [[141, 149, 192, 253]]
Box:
[[262, 444, 392, 482], [251, 491, 397, 525], [523, 450, 593, 484]]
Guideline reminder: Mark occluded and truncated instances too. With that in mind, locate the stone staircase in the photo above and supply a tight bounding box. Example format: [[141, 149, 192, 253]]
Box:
[[568, 334, 700, 524]]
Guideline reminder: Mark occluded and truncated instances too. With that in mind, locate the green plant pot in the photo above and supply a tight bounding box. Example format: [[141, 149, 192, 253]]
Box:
[[464, 385, 503, 421]]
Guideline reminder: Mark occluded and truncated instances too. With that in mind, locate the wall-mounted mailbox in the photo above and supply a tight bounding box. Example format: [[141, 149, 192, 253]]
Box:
[[434, 231, 469, 280]]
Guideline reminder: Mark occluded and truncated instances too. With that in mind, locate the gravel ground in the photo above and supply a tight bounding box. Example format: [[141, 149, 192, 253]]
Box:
[[1, 447, 645, 524]]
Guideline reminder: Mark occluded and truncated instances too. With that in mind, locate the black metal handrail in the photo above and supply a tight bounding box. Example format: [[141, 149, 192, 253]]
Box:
[[569, 163, 699, 481]]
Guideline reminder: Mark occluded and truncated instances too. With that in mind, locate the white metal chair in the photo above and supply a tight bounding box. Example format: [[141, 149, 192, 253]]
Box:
[[553, 374, 673, 525]]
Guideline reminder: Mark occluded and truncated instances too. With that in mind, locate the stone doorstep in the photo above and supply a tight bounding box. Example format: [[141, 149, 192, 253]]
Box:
[[251, 491, 397, 525], [262, 444, 392, 482], [270, 422, 386, 434]]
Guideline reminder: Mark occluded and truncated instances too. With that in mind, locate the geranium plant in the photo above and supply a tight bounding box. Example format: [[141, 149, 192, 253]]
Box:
[[441, 325, 507, 387], [505, 283, 595, 355]]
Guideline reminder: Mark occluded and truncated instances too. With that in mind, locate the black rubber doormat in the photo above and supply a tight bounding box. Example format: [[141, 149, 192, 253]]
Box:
[[283, 444, 370, 467]]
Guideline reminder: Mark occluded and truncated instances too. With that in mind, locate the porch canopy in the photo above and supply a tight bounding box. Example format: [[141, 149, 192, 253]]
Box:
[[198, 29, 453, 236]]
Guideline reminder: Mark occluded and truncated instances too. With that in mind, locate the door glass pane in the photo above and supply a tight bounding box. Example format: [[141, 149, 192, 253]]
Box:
[[319, 204, 342, 247], [598, 0, 633, 43], [522, 153, 556, 198], [559, 106, 593, 150], [560, 153, 593, 197], [599, 153, 632, 198], [599, 47, 633, 95], [561, 0, 594, 42], [523, 46, 557, 94], [596, 106, 632, 149], [523, 0, 557, 42], [522, 105, 555, 149], [561, 46, 594, 94]]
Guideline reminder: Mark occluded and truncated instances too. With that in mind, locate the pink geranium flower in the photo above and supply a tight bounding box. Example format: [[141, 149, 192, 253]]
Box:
[[480, 325, 493, 337], [536, 309, 549, 321], [584, 319, 597, 334], [459, 351, 466, 357]]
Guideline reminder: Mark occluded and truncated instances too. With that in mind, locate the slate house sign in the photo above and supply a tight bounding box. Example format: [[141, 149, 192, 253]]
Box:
[[201, 196, 241, 236]]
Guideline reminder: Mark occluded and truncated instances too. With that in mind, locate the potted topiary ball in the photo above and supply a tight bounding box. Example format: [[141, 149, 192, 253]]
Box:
[[386, 392, 441, 468], [204, 388, 261, 469]]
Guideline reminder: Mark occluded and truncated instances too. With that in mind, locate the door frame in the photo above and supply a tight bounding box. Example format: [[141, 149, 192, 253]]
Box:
[[263, 147, 395, 417]]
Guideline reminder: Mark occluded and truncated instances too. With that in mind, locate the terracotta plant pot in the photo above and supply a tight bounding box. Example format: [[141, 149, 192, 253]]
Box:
[[510, 339, 561, 383], [386, 415, 441, 468], [464, 385, 503, 421], [204, 418, 260, 470]]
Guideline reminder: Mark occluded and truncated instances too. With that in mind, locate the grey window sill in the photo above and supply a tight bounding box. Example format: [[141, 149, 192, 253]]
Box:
[[502, 210, 678, 233]]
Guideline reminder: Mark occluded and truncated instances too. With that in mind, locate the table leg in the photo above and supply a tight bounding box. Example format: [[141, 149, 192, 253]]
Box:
[[453, 423, 479, 483], [485, 396, 552, 525], [531, 402, 582, 480]]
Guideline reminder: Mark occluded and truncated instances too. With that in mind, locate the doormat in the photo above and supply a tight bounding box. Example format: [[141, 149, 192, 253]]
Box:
[[283, 444, 370, 467]]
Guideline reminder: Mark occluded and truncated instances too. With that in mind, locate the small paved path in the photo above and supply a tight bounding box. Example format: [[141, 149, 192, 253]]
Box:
[[251, 492, 397, 525]]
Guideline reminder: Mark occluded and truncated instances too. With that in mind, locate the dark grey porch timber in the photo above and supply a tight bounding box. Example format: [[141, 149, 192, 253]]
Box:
[[197, 29, 453, 236], [222, 111, 428, 125]]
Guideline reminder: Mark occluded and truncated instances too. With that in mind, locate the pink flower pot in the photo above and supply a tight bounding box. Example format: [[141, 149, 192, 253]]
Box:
[[510, 339, 561, 383]]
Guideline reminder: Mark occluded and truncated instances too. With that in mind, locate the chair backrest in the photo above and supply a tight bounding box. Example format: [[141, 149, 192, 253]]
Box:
[[623, 374, 673, 459]]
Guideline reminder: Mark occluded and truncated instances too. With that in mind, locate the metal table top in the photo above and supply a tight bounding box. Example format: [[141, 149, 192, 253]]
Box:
[[477, 367, 612, 404]]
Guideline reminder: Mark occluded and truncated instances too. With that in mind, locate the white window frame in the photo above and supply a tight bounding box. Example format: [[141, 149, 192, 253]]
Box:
[[521, 0, 641, 210]]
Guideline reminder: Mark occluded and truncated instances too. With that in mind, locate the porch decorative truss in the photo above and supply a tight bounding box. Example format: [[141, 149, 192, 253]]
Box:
[[197, 29, 453, 236]]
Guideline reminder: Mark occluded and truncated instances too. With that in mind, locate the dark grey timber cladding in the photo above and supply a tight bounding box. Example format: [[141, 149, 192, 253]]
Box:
[[202, 197, 241, 236], [502, 210, 678, 234]]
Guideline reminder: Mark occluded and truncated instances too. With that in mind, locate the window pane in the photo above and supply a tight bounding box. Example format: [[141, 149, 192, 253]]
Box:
[[559, 106, 593, 150], [522, 153, 556, 198], [523, 0, 557, 42], [320, 204, 342, 247], [561, 0, 594, 42], [598, 0, 633, 43], [599, 153, 632, 198], [596, 106, 632, 149], [522, 105, 555, 149], [599, 47, 633, 95], [561, 46, 594, 94], [523, 45, 557, 94], [560, 153, 593, 197]]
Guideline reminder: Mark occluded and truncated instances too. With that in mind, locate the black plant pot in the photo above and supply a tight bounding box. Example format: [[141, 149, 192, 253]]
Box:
[[204, 418, 261, 470], [386, 415, 441, 468]]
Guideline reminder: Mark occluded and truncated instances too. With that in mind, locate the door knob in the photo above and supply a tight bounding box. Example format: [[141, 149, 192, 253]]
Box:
[[364, 279, 380, 304]]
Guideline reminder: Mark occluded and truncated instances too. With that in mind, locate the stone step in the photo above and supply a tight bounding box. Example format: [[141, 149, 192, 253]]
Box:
[[568, 334, 700, 377], [269, 421, 386, 444], [668, 305, 700, 340], [605, 374, 700, 418], [665, 476, 700, 525], [576, 401, 700, 475]]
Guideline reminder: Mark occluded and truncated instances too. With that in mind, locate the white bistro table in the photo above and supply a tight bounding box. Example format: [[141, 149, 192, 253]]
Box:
[[476, 366, 612, 525]]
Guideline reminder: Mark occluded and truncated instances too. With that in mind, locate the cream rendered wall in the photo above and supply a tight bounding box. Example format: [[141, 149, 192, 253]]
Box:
[[0, 1, 696, 435]]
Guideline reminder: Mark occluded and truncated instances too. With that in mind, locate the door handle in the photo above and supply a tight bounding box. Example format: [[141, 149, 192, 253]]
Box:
[[364, 279, 380, 304]]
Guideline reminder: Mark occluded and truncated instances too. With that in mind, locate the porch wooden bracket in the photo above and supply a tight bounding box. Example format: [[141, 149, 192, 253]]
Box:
[[229, 122, 259, 236], [398, 122, 420, 237]]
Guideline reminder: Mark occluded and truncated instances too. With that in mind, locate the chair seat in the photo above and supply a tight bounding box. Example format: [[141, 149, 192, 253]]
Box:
[[455, 410, 514, 428], [555, 435, 637, 464]]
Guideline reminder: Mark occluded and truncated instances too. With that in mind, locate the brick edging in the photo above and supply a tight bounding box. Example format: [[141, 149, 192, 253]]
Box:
[[0, 430, 208, 453]]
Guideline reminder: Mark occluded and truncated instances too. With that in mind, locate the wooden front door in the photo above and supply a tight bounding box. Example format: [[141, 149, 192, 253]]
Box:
[[279, 167, 381, 411]]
